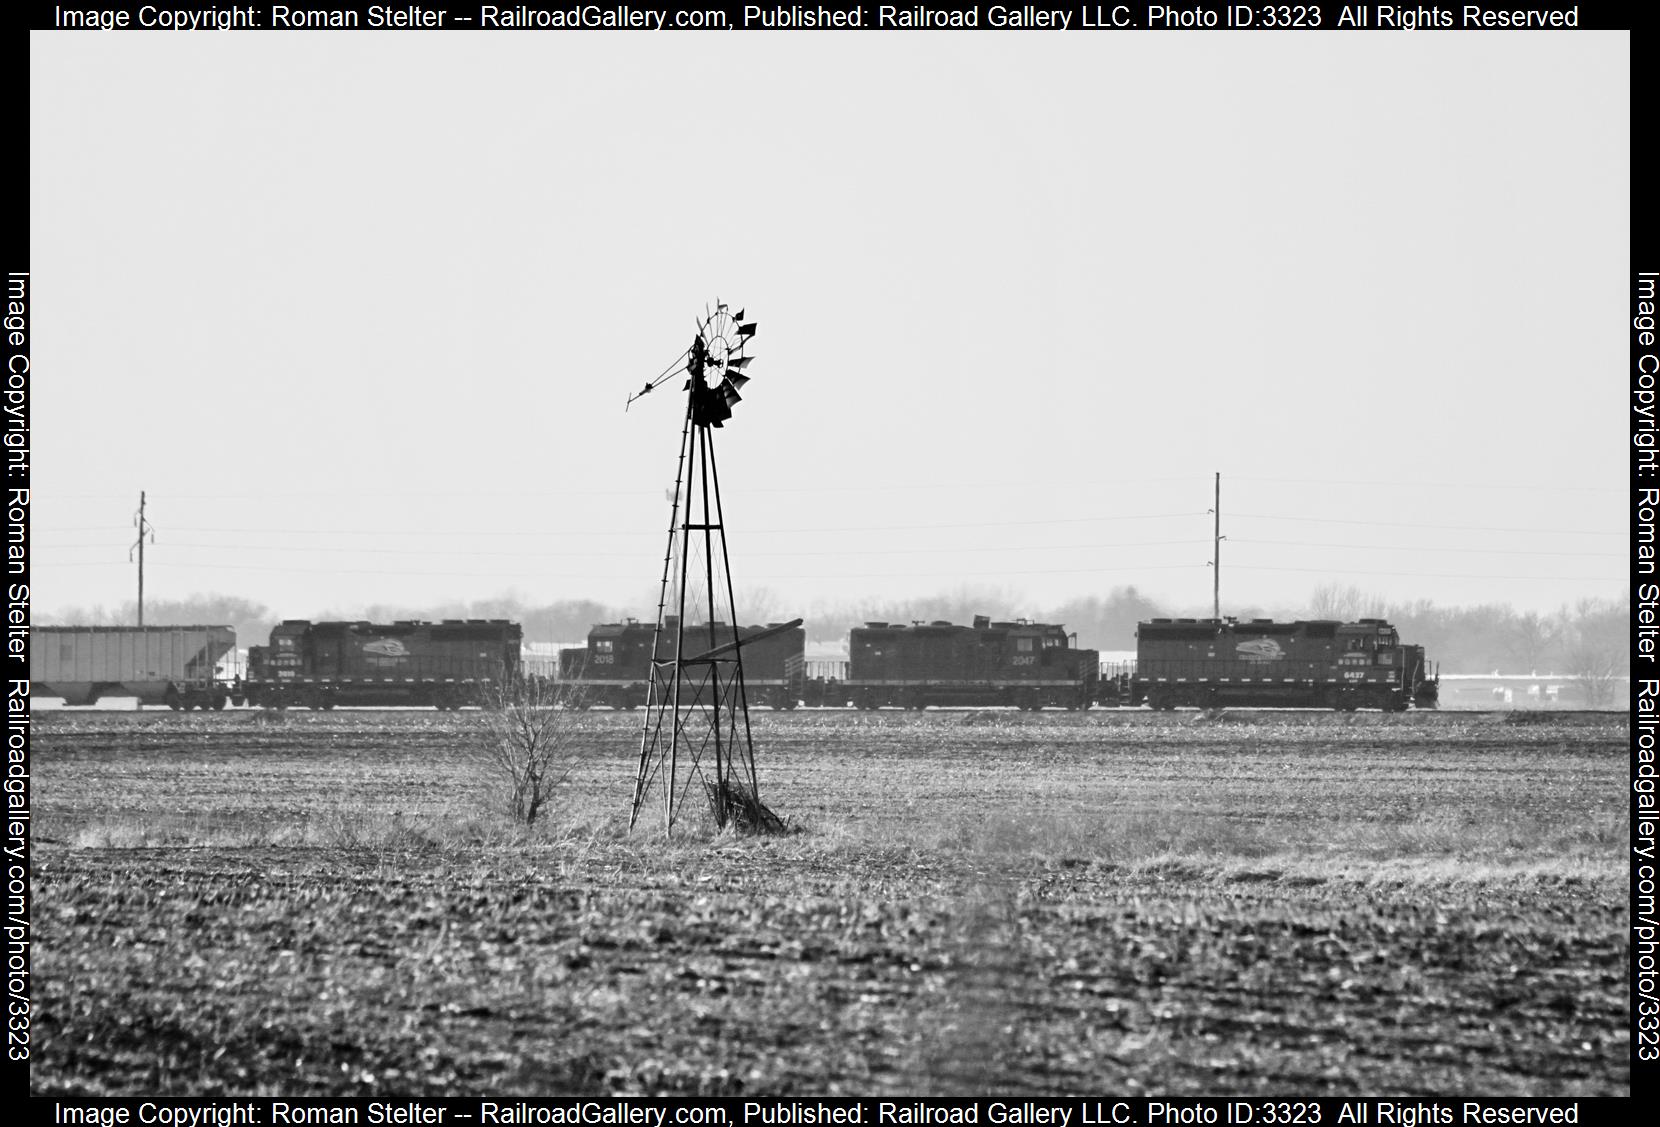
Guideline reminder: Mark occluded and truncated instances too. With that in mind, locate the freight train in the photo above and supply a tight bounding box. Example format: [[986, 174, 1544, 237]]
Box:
[[33, 614, 1437, 712]]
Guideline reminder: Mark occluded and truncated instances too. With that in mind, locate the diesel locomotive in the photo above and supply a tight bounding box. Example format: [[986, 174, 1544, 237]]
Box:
[[239, 619, 522, 709], [844, 615, 1099, 710], [1131, 616, 1439, 711], [557, 617, 810, 710]]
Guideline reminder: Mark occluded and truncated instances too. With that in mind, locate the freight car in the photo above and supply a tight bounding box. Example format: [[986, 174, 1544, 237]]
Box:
[[558, 617, 808, 709], [845, 615, 1100, 710], [1131, 617, 1438, 711], [242, 619, 521, 709], [32, 625, 236, 709]]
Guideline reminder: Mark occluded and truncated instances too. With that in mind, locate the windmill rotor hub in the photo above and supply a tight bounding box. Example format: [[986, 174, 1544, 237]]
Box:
[[679, 301, 756, 429]]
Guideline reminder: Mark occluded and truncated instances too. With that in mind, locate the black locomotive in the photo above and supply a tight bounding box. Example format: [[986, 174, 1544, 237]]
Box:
[[843, 616, 1099, 710], [240, 619, 522, 709], [1131, 617, 1439, 711], [557, 617, 809, 710]]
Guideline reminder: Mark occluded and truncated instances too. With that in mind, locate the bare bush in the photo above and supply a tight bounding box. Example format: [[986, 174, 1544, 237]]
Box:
[[1564, 644, 1624, 708], [471, 673, 592, 826]]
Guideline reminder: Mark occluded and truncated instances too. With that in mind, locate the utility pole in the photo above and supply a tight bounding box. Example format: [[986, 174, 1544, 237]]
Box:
[[1211, 472, 1221, 621], [130, 491, 154, 626]]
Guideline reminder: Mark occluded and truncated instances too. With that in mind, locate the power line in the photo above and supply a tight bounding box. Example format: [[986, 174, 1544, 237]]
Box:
[[37, 473, 1624, 500], [31, 476, 1212, 502], [33, 537, 1216, 559], [1231, 564, 1622, 582], [136, 512, 1214, 537], [1229, 537, 1622, 559], [32, 559, 1212, 580], [1231, 475, 1624, 494], [1229, 512, 1624, 537]]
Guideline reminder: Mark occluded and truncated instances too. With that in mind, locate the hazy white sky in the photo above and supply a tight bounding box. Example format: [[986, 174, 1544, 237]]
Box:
[[30, 28, 1629, 622]]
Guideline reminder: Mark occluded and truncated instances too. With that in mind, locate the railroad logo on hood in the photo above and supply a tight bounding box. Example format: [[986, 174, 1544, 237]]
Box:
[[362, 639, 410, 658], [1236, 638, 1284, 661]]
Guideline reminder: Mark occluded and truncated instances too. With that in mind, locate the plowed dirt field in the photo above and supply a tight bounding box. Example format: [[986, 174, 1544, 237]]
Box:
[[28, 709, 1628, 1096]]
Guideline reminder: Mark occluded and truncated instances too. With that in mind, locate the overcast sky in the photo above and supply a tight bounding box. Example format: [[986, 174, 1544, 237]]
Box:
[[29, 28, 1629, 624]]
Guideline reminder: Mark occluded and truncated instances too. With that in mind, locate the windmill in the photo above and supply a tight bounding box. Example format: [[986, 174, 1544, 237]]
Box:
[[626, 301, 785, 834]]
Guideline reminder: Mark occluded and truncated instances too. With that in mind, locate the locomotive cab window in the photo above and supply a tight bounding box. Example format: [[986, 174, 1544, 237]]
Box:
[[1016, 638, 1034, 652]]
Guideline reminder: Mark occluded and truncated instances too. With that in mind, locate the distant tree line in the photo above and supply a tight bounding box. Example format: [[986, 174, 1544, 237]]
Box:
[[37, 584, 1629, 687]]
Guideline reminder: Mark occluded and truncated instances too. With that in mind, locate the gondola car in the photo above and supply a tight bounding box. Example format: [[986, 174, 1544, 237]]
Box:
[[1132, 617, 1439, 711]]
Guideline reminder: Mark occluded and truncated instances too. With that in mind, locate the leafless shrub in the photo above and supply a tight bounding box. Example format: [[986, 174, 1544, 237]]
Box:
[[471, 672, 592, 826], [1564, 644, 1623, 708]]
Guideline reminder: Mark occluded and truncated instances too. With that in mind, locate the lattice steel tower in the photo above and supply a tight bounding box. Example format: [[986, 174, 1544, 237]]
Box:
[[625, 301, 767, 833]]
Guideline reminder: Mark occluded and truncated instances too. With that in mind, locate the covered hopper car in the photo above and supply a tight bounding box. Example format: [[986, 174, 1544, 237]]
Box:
[[242, 619, 521, 709], [1132, 616, 1438, 711], [559, 618, 808, 709], [32, 625, 236, 709]]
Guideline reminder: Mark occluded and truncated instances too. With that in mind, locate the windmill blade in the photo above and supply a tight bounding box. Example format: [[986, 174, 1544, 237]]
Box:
[[738, 322, 757, 338]]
